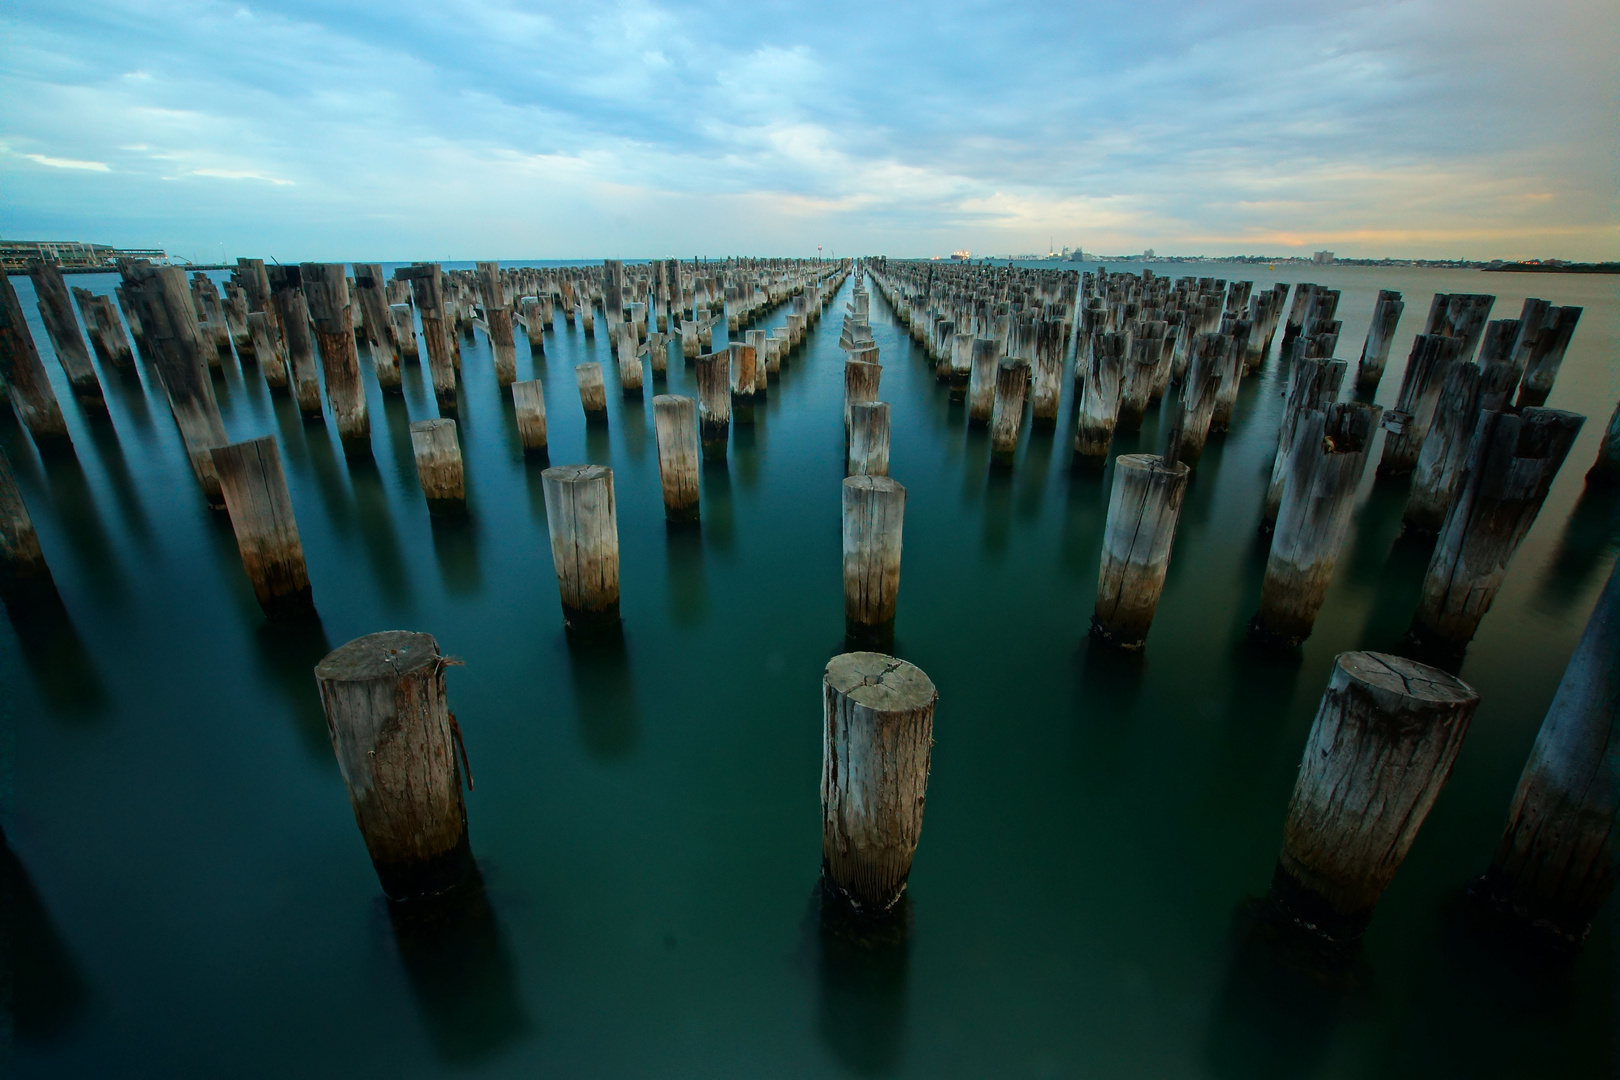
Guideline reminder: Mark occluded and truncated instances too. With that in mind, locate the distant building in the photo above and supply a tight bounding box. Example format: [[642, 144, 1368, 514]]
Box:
[[951, 250, 971, 261], [2, 239, 168, 273], [1312, 250, 1335, 264], [1144, 248, 1155, 259]]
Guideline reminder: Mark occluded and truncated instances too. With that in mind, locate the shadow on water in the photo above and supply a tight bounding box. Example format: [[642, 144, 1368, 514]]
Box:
[[385, 865, 529, 1067], [700, 461, 736, 553], [1342, 474, 1412, 587], [1357, 530, 1435, 654], [1203, 898, 1364, 1080], [524, 462, 551, 530], [585, 423, 611, 467], [1534, 482, 1620, 617], [620, 392, 650, 462], [39, 448, 126, 604], [348, 456, 413, 606], [85, 418, 153, 547], [1060, 456, 1109, 578], [301, 417, 356, 538], [4, 585, 108, 720], [564, 624, 639, 760], [105, 363, 156, 435], [252, 611, 336, 764], [2, 829, 91, 1045], [382, 395, 419, 496], [430, 512, 483, 597], [807, 882, 912, 1077], [1070, 638, 1145, 785], [1015, 424, 1055, 520], [664, 522, 706, 625], [732, 422, 760, 491], [981, 466, 1014, 556]]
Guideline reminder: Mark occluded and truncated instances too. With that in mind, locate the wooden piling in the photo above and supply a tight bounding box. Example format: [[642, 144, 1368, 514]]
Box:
[[1514, 306, 1582, 408], [1074, 333, 1124, 466], [541, 464, 620, 634], [821, 651, 937, 914], [695, 352, 731, 461], [352, 264, 402, 392], [967, 338, 999, 426], [575, 362, 608, 424], [729, 343, 756, 424], [389, 304, 420, 364], [209, 437, 313, 618], [1091, 454, 1189, 648], [1474, 560, 1618, 947], [1030, 319, 1064, 425], [1403, 362, 1483, 535], [1585, 398, 1620, 486], [520, 298, 546, 352], [511, 380, 548, 459], [0, 445, 54, 599], [476, 262, 517, 387], [847, 401, 890, 477], [301, 264, 371, 452], [844, 357, 882, 436], [1165, 333, 1227, 468], [0, 271, 71, 446], [1251, 403, 1382, 646], [268, 268, 325, 419], [842, 476, 905, 642], [409, 419, 466, 516], [126, 264, 229, 506], [1274, 651, 1478, 940], [989, 358, 1030, 467], [1262, 357, 1347, 530], [248, 312, 288, 391], [314, 631, 472, 900], [72, 288, 134, 370], [615, 322, 644, 396], [399, 265, 458, 408], [27, 258, 106, 413], [1377, 334, 1462, 476], [1409, 408, 1584, 652], [1354, 290, 1404, 395], [653, 395, 701, 523]]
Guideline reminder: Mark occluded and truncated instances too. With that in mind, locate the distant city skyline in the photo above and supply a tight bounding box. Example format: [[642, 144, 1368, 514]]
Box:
[[2, 0, 1614, 263]]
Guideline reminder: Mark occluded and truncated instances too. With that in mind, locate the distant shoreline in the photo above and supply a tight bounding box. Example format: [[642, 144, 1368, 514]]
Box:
[[1482, 262, 1619, 275]]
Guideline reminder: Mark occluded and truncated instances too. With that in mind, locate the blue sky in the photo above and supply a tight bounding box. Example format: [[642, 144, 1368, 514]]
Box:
[[2, 0, 1614, 261]]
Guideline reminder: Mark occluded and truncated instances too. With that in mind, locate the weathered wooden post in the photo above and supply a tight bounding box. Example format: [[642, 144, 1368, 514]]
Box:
[[1090, 454, 1189, 648], [0, 271, 71, 446], [268, 267, 325, 419], [511, 380, 548, 460], [127, 264, 229, 506], [1472, 560, 1617, 947], [1164, 333, 1227, 468], [967, 338, 1000, 425], [842, 476, 905, 644], [399, 265, 458, 408], [1354, 290, 1404, 394], [314, 631, 473, 900], [352, 264, 402, 392], [844, 356, 882, 436], [247, 312, 288, 391], [1074, 333, 1124, 467], [301, 264, 371, 453], [1514, 306, 1582, 408], [729, 343, 757, 424], [1030, 319, 1064, 425], [520, 298, 546, 354], [27, 258, 106, 414], [409, 419, 466, 516], [476, 262, 517, 387], [989, 358, 1030, 467], [1116, 334, 1161, 433], [821, 652, 937, 914], [0, 446, 54, 599], [1586, 399, 1620, 486], [1272, 652, 1478, 940], [1378, 334, 1461, 476], [653, 395, 701, 524], [209, 437, 314, 618], [746, 329, 769, 397], [575, 362, 608, 424], [72, 288, 134, 370], [389, 304, 420, 364], [696, 352, 731, 461], [541, 464, 620, 634], [647, 331, 670, 378], [616, 321, 644, 396], [1262, 357, 1347, 530], [1408, 408, 1584, 652], [848, 401, 890, 477], [1403, 363, 1483, 535], [1250, 403, 1382, 646]]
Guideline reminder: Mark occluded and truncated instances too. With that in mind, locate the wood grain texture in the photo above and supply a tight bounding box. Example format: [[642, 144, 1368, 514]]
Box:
[[28, 258, 105, 412], [653, 395, 700, 523], [1074, 333, 1124, 464], [1355, 289, 1404, 394], [210, 437, 313, 618], [967, 338, 999, 425], [511, 379, 549, 457], [409, 419, 466, 515], [847, 401, 890, 478], [268, 270, 325, 419], [842, 475, 906, 634], [822, 652, 937, 914], [541, 464, 620, 632], [1263, 356, 1348, 529], [1379, 334, 1461, 476], [989, 358, 1030, 467], [695, 352, 731, 460], [1092, 453, 1189, 648], [0, 270, 70, 445], [399, 264, 458, 407], [301, 263, 370, 450], [315, 630, 471, 899], [1279, 651, 1478, 928], [0, 444, 53, 598]]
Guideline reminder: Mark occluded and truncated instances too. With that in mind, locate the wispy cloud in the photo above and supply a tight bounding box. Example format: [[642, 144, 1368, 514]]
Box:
[[0, 0, 1612, 259]]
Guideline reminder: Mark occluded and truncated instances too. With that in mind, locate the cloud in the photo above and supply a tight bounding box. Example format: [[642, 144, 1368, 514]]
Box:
[[22, 153, 111, 171], [0, 0, 1612, 260]]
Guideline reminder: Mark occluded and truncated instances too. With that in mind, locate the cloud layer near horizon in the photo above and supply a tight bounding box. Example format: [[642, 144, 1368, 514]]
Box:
[[1, 0, 1614, 261]]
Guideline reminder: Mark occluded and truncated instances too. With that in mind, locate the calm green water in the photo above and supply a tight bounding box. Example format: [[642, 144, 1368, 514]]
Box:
[[3, 262, 1615, 1078]]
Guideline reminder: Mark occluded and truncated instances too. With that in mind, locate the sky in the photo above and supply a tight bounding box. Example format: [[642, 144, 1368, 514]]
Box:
[[1, 0, 1615, 263]]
